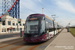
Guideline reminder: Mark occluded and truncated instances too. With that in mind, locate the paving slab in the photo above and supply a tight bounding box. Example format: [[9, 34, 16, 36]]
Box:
[[45, 29, 75, 50]]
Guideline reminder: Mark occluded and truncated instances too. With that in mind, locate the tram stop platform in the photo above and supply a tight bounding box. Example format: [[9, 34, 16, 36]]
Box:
[[45, 29, 75, 50]]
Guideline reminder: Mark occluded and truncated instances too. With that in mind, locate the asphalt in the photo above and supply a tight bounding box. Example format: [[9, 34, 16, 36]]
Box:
[[0, 36, 21, 43], [45, 29, 75, 50], [0, 33, 20, 39]]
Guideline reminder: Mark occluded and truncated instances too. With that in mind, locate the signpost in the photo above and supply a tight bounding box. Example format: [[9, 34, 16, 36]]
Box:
[[18, 18, 21, 23], [51, 15, 56, 35], [0, 18, 1, 22]]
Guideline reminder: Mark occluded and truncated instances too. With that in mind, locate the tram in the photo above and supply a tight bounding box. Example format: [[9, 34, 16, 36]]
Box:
[[23, 14, 61, 43]]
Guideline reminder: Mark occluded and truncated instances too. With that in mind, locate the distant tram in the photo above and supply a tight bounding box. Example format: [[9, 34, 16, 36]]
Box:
[[23, 14, 62, 43]]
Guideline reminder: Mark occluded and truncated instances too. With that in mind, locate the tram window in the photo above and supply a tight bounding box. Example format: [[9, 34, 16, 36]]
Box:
[[49, 29, 52, 32], [30, 25, 38, 30]]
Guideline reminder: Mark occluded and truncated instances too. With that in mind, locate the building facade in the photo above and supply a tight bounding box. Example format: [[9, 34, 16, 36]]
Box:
[[0, 15, 25, 34]]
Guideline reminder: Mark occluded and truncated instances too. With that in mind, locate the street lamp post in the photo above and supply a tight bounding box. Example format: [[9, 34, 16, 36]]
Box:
[[51, 15, 56, 35], [66, 19, 75, 32], [53, 20, 55, 35], [42, 8, 44, 14], [67, 19, 75, 27]]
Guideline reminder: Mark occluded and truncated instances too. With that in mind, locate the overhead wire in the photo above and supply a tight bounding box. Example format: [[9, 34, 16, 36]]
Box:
[[37, 0, 51, 13], [22, 6, 36, 12]]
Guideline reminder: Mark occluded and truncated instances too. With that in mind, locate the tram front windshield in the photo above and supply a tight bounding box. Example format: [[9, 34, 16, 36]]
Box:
[[25, 20, 39, 34]]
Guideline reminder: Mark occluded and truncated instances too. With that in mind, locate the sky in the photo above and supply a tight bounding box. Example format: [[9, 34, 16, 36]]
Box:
[[0, 0, 75, 27]]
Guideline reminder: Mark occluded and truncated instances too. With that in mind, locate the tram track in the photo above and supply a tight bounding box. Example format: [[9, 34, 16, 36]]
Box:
[[10, 42, 41, 50], [26, 32, 62, 50], [0, 31, 62, 50], [0, 38, 22, 45], [27, 44, 40, 50], [0, 40, 23, 48], [11, 45, 24, 50], [10, 42, 25, 50]]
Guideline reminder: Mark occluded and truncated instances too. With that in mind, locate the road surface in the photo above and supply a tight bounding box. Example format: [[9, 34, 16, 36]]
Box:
[[0, 32, 60, 50]]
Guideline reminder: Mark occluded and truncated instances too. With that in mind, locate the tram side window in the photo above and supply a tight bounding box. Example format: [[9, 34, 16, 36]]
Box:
[[40, 20, 45, 33], [48, 22, 52, 32], [45, 21, 49, 29], [49, 29, 53, 32]]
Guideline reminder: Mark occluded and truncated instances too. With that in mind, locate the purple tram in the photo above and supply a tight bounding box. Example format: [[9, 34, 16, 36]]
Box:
[[23, 14, 61, 43]]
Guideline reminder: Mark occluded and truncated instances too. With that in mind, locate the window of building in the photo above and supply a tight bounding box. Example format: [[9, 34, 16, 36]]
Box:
[[2, 28, 6, 32], [23, 24, 25, 26], [13, 28, 15, 31], [20, 28, 22, 31], [17, 28, 19, 31], [7, 29, 9, 32], [16, 23, 18, 26], [20, 24, 21, 26], [13, 23, 15, 26], [2, 20, 5, 25], [8, 21, 11, 25]]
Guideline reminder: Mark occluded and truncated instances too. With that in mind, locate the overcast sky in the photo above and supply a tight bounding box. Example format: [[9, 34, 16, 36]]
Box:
[[0, 0, 75, 27]]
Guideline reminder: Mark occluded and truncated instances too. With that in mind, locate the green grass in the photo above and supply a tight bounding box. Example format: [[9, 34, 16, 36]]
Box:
[[69, 28, 75, 36]]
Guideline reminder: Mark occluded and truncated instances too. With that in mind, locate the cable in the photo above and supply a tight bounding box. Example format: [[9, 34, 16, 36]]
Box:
[[37, 0, 51, 13], [22, 6, 36, 12]]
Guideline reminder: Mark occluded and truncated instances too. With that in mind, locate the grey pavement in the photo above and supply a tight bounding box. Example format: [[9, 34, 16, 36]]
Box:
[[0, 33, 20, 39], [45, 29, 75, 50], [0, 36, 21, 43]]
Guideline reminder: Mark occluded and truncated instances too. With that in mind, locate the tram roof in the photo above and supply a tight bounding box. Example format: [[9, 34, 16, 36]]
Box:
[[45, 15, 59, 24], [45, 15, 53, 21]]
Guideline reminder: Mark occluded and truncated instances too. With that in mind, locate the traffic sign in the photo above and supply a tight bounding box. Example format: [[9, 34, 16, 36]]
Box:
[[18, 21, 20, 23], [18, 18, 21, 23]]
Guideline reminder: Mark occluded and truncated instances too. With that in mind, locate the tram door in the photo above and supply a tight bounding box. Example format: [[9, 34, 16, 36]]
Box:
[[46, 30, 49, 39]]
